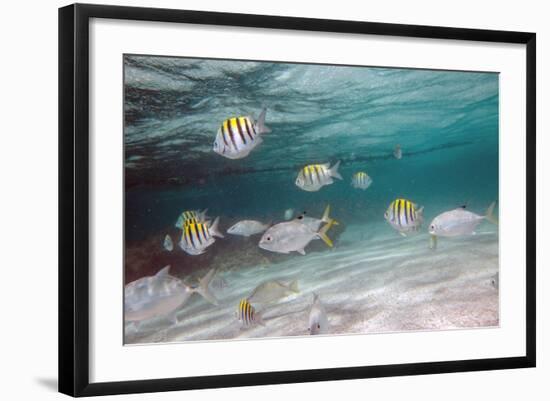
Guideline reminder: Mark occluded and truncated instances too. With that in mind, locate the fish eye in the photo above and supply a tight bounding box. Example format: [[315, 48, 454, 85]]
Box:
[[297, 215, 303, 220], [317, 324, 320, 329], [430, 224, 435, 230], [266, 236, 272, 241]]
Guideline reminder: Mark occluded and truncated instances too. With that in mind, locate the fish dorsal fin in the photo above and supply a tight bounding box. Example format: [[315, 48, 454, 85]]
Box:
[[312, 292, 320, 304], [155, 265, 171, 278]]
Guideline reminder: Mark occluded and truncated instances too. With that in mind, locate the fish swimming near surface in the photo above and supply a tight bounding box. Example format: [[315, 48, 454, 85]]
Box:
[[351, 171, 373, 190], [284, 208, 295, 220], [384, 198, 424, 236], [237, 298, 265, 327], [175, 209, 208, 229], [247, 279, 299, 304], [295, 161, 342, 192], [124, 266, 218, 324], [428, 202, 498, 249], [163, 234, 173, 251], [294, 204, 339, 232], [227, 220, 270, 237], [179, 217, 224, 255], [308, 293, 329, 335], [213, 108, 271, 159], [394, 144, 402, 159], [259, 208, 336, 255]]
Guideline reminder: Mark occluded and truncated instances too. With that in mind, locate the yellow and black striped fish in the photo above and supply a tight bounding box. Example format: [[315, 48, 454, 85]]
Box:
[[175, 209, 208, 229], [213, 109, 270, 160], [237, 299, 263, 326], [384, 198, 424, 235], [179, 217, 224, 255], [351, 171, 373, 190], [295, 161, 342, 192]]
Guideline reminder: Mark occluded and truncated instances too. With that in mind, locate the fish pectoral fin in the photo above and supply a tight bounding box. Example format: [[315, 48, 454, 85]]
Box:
[[296, 248, 306, 255]]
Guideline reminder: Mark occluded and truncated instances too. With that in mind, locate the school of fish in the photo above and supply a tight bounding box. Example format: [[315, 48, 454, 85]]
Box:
[[127, 107, 498, 337]]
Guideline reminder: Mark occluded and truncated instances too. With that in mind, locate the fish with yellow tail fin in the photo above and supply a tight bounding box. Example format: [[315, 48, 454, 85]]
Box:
[[237, 299, 265, 327], [295, 161, 342, 192], [384, 198, 424, 236], [258, 206, 336, 255], [428, 201, 498, 249], [213, 108, 270, 159]]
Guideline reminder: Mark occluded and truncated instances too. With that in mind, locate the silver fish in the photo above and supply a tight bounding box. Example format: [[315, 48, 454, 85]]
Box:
[[295, 161, 342, 192], [247, 279, 299, 304], [384, 198, 424, 236], [179, 217, 224, 255], [163, 234, 173, 251], [124, 266, 218, 324], [394, 144, 402, 159], [259, 214, 334, 255], [429, 202, 497, 249], [308, 293, 329, 335], [284, 208, 295, 220], [213, 109, 270, 159], [351, 171, 372, 190], [227, 220, 270, 237]]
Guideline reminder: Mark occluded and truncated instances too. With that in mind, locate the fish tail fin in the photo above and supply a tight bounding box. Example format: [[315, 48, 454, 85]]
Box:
[[317, 223, 334, 248], [289, 280, 299, 293], [256, 108, 271, 134], [321, 204, 339, 226], [175, 215, 184, 229], [430, 234, 438, 250], [417, 206, 424, 215], [209, 217, 224, 238], [256, 312, 266, 327], [329, 160, 342, 180], [485, 201, 498, 225], [195, 268, 219, 306]]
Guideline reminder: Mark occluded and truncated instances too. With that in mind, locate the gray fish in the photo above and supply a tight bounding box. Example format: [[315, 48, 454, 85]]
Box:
[[394, 144, 402, 159], [247, 279, 299, 304], [259, 209, 335, 255], [124, 266, 218, 324], [429, 202, 498, 249], [308, 293, 329, 335], [163, 234, 173, 251], [295, 161, 342, 192], [213, 109, 271, 159], [227, 220, 270, 237]]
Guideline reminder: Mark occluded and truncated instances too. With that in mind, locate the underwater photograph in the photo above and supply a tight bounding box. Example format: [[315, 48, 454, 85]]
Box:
[[123, 55, 499, 345]]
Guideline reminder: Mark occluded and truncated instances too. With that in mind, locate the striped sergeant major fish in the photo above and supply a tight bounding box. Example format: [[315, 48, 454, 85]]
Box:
[[351, 171, 373, 190], [295, 161, 342, 192], [384, 198, 424, 236], [175, 209, 208, 229], [213, 108, 271, 159], [179, 217, 224, 255], [237, 298, 264, 327]]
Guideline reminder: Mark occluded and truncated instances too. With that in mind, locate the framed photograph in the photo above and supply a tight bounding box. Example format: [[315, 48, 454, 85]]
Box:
[[59, 3, 536, 397]]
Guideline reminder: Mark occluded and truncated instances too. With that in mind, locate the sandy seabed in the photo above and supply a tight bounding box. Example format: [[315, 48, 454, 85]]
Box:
[[124, 223, 499, 345]]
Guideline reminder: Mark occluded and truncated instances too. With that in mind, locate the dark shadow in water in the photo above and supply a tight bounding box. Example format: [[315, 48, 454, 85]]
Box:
[[35, 377, 57, 392]]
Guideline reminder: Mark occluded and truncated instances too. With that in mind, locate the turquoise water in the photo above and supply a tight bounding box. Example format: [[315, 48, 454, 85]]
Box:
[[124, 55, 499, 342]]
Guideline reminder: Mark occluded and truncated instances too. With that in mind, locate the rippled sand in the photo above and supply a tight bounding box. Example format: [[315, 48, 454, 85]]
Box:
[[125, 222, 499, 345]]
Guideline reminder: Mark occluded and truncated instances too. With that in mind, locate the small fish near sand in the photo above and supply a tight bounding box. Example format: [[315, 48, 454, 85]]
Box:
[[175, 209, 208, 229], [295, 161, 342, 192], [259, 208, 336, 255], [237, 298, 265, 327], [394, 144, 402, 159], [124, 266, 218, 325], [247, 279, 299, 304], [213, 108, 271, 159], [227, 220, 270, 237], [351, 171, 373, 190], [384, 198, 424, 236], [308, 293, 329, 335], [163, 234, 173, 251], [429, 202, 498, 249], [179, 217, 224, 255]]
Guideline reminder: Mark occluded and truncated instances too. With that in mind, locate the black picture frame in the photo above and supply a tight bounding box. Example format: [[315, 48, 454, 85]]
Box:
[[59, 3, 536, 397]]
